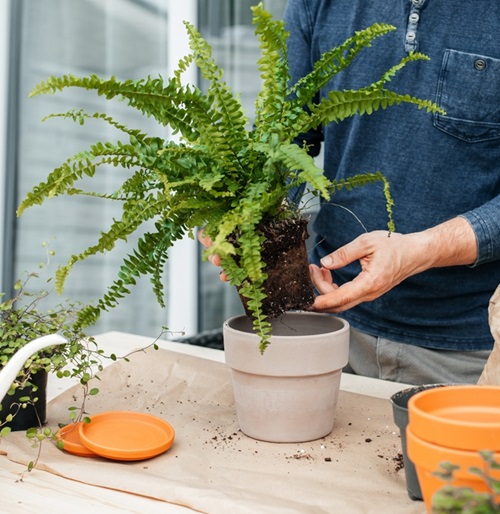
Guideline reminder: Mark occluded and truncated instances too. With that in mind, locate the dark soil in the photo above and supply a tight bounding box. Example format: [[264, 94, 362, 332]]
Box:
[[393, 452, 404, 472], [237, 217, 315, 318]]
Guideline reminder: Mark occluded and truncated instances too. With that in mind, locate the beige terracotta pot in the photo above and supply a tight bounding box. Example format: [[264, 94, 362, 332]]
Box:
[[223, 312, 349, 443]]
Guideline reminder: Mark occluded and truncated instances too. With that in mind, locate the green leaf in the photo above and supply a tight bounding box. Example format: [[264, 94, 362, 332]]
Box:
[[0, 426, 11, 438]]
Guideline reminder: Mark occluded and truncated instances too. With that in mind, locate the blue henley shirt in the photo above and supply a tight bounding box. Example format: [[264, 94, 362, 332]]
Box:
[[284, 0, 500, 350]]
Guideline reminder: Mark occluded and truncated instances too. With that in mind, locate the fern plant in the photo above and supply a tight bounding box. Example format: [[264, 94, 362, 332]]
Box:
[[18, 3, 443, 352]]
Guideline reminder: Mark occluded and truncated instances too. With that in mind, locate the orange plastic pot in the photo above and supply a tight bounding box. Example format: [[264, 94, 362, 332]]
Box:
[[407, 427, 500, 513], [408, 385, 500, 451]]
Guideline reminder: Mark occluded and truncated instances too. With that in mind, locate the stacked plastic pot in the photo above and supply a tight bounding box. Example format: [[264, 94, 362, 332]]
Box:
[[406, 385, 500, 512]]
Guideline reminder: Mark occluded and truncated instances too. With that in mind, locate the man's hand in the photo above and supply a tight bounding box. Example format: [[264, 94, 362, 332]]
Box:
[[310, 217, 477, 313]]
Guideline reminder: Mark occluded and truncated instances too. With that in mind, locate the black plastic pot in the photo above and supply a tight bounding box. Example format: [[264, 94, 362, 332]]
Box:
[[0, 370, 48, 431], [390, 384, 446, 501]]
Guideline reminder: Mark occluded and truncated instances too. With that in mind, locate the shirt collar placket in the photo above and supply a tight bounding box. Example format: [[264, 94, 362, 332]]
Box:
[[405, 0, 427, 53]]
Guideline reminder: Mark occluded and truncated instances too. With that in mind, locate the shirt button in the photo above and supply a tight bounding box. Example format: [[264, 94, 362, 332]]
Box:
[[412, 0, 423, 6], [406, 31, 416, 42], [409, 13, 420, 23], [474, 59, 487, 71]]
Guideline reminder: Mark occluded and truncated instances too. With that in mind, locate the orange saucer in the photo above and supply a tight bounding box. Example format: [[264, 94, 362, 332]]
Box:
[[78, 411, 175, 461], [57, 422, 98, 458]]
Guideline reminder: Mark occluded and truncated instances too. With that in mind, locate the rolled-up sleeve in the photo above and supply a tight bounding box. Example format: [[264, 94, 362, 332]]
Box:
[[462, 195, 500, 265]]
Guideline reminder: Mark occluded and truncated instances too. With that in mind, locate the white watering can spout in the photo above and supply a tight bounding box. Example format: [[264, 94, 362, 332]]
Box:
[[0, 333, 67, 403]]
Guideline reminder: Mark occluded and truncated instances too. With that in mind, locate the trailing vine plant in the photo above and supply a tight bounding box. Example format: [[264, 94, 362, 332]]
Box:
[[21, 326, 175, 477], [0, 247, 178, 475], [0, 245, 103, 472], [0, 246, 102, 427], [18, 3, 443, 352], [432, 452, 500, 513]]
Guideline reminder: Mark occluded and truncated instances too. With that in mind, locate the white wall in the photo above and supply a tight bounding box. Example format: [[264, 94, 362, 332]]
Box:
[[0, 0, 11, 288], [166, 1, 199, 336]]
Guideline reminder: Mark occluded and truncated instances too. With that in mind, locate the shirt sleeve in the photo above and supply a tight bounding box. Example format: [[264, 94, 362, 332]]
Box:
[[461, 195, 500, 265]]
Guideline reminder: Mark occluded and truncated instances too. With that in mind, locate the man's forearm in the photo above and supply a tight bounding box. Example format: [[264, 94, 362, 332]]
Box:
[[414, 216, 478, 269]]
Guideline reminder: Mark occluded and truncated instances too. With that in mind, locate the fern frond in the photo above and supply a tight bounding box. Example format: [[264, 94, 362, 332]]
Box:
[[42, 109, 148, 140], [17, 156, 96, 215], [284, 23, 396, 130], [268, 143, 331, 200], [251, 2, 290, 137], [238, 279, 272, 353], [174, 52, 195, 85], [239, 229, 266, 284], [55, 194, 168, 295], [16, 136, 161, 215], [216, 255, 245, 287], [74, 217, 187, 329], [31, 74, 212, 141], [368, 51, 431, 90], [300, 88, 444, 135], [142, 218, 186, 305], [206, 179, 272, 289], [290, 22, 396, 99], [184, 21, 249, 167], [330, 171, 395, 232]]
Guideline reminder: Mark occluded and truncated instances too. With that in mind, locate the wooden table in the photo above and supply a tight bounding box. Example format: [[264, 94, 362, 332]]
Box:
[[1, 331, 422, 514]]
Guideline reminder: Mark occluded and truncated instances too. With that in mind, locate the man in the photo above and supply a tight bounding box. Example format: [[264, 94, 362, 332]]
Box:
[[285, 0, 500, 384]]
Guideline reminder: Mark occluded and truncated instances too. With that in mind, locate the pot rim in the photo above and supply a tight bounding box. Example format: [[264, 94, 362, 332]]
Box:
[[223, 312, 350, 376], [224, 312, 349, 341], [390, 383, 448, 410], [407, 425, 500, 474], [408, 385, 500, 451]]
